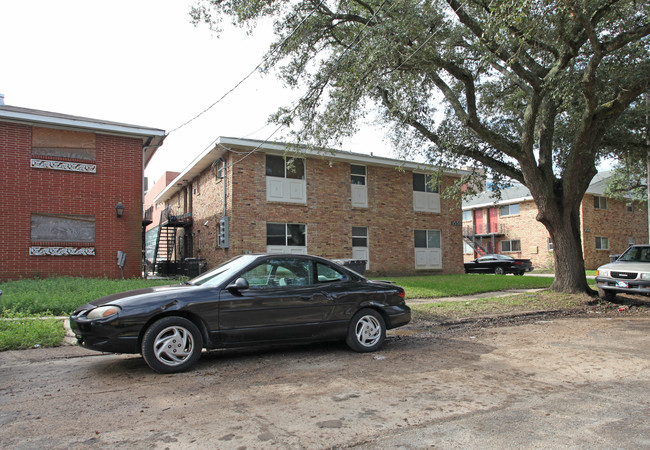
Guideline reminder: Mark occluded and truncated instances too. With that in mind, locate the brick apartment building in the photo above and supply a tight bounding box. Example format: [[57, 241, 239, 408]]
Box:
[[146, 137, 468, 276], [462, 173, 649, 270], [0, 98, 165, 280]]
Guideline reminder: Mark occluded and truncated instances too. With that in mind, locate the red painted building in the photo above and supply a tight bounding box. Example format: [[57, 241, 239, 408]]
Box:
[[0, 100, 165, 280]]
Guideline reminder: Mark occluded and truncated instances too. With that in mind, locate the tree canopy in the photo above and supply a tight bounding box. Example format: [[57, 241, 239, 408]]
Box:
[[192, 0, 650, 293]]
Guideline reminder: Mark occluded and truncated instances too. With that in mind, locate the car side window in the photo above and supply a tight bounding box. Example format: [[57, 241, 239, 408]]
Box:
[[241, 258, 314, 289], [316, 263, 346, 283]]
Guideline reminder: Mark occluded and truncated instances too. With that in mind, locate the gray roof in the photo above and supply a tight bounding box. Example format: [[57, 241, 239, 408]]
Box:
[[0, 105, 166, 166], [462, 172, 614, 210], [155, 136, 471, 203]]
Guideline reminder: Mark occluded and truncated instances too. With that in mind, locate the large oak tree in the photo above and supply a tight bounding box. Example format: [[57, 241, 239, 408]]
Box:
[[192, 0, 650, 293]]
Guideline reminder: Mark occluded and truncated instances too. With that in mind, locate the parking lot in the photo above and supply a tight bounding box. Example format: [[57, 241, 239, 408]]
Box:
[[1, 312, 649, 448]]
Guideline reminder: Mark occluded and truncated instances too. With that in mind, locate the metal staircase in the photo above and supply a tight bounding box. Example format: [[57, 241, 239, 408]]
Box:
[[463, 235, 488, 257], [152, 207, 192, 275]]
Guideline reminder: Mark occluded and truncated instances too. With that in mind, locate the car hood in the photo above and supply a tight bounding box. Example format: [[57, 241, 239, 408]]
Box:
[[598, 261, 650, 273], [78, 284, 199, 311]]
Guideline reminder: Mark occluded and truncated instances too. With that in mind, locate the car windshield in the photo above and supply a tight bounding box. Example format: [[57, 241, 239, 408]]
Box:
[[616, 247, 650, 263], [189, 255, 258, 287]]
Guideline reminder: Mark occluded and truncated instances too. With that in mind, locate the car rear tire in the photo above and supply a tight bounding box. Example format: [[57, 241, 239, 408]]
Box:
[[346, 308, 386, 353], [142, 316, 203, 373], [494, 266, 505, 275], [598, 288, 617, 302]]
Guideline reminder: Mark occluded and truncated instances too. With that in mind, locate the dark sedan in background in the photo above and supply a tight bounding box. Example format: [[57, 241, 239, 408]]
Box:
[[70, 254, 411, 373], [464, 254, 533, 275]]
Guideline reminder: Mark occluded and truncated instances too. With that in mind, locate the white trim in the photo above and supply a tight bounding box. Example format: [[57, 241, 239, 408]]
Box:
[[463, 196, 533, 210], [0, 108, 164, 139]]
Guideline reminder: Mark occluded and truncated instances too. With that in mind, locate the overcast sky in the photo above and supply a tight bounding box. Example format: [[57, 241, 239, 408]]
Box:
[[1, 0, 394, 183]]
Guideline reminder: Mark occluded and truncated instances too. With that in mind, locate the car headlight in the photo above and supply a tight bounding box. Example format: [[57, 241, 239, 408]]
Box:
[[597, 269, 609, 277], [640, 273, 650, 281], [86, 305, 121, 320]]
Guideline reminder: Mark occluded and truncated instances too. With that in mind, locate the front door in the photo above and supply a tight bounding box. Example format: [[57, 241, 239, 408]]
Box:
[[217, 257, 335, 343]]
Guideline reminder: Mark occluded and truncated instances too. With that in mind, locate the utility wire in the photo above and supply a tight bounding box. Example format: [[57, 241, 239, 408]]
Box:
[[167, 1, 324, 135]]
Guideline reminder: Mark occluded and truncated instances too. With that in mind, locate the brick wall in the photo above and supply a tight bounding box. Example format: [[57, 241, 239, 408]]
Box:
[[0, 122, 144, 280], [463, 194, 649, 271], [581, 194, 648, 269], [173, 150, 464, 276]]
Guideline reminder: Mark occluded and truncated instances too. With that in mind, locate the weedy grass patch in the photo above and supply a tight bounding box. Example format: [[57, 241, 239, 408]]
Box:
[[411, 291, 595, 322], [379, 274, 555, 299], [0, 312, 66, 351], [0, 277, 178, 316]]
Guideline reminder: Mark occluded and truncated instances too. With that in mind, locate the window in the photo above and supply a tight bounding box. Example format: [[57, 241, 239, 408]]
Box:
[[596, 236, 609, 250], [627, 203, 634, 212], [266, 223, 305, 246], [241, 258, 314, 289], [266, 154, 307, 203], [501, 239, 521, 252], [628, 237, 635, 246], [351, 165, 366, 185], [266, 223, 307, 254], [414, 229, 442, 269], [29, 213, 96, 256], [463, 241, 473, 254], [499, 203, 520, 216], [316, 263, 346, 283], [415, 230, 441, 249], [547, 237, 554, 251], [352, 227, 368, 247], [462, 210, 472, 221], [351, 165, 368, 208], [413, 173, 439, 193], [594, 196, 607, 210], [413, 173, 441, 213], [265, 154, 305, 179]]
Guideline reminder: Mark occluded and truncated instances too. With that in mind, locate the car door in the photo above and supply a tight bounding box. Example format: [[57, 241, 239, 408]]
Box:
[[217, 257, 335, 344]]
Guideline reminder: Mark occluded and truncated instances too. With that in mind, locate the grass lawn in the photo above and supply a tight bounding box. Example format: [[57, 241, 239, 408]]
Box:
[[378, 273, 555, 299], [0, 273, 600, 351], [0, 277, 177, 316]]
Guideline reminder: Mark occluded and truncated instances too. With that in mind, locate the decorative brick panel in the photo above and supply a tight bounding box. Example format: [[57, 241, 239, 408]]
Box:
[[0, 122, 144, 280]]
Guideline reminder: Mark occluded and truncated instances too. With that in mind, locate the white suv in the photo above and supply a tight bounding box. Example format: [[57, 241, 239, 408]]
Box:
[[595, 245, 650, 301]]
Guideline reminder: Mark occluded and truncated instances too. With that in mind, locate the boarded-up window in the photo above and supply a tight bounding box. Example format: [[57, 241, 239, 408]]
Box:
[[31, 214, 95, 243], [32, 127, 96, 161]]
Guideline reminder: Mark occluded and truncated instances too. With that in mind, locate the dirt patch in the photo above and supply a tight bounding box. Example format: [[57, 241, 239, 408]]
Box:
[[1, 298, 649, 448]]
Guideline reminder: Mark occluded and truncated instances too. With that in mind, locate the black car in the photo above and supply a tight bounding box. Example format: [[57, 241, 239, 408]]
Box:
[[70, 254, 411, 373], [464, 254, 533, 275]]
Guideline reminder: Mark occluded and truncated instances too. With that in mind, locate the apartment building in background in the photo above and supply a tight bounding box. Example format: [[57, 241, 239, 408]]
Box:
[[146, 137, 468, 276], [462, 173, 648, 270]]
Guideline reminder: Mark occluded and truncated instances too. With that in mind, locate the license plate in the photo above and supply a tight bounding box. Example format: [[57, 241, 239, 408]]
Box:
[[616, 281, 629, 288]]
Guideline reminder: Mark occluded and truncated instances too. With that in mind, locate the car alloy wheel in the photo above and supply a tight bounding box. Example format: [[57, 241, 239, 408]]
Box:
[[495, 266, 505, 275], [346, 308, 386, 352], [142, 317, 203, 373]]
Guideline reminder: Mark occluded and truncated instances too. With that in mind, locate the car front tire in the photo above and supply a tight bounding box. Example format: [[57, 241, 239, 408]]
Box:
[[494, 266, 505, 275], [141, 316, 203, 373], [346, 308, 386, 352], [598, 288, 617, 302]]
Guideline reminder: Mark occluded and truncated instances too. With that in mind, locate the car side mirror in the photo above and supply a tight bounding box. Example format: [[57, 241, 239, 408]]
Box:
[[226, 277, 249, 292]]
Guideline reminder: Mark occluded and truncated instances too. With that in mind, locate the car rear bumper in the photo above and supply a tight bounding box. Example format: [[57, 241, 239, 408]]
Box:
[[595, 276, 650, 295], [382, 305, 411, 329]]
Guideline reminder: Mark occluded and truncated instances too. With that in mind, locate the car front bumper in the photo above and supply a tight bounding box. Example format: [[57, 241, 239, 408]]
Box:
[[69, 314, 141, 354], [595, 276, 650, 295]]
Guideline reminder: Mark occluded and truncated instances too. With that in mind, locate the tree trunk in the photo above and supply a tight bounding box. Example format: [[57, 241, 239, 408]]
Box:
[[538, 203, 592, 294]]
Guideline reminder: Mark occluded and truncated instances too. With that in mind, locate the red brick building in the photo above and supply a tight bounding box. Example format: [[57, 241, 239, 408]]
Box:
[[148, 137, 467, 276], [0, 102, 165, 280], [462, 173, 649, 270]]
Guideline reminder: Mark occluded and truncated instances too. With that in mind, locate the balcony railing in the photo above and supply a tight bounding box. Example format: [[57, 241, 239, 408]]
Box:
[[463, 223, 507, 236]]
